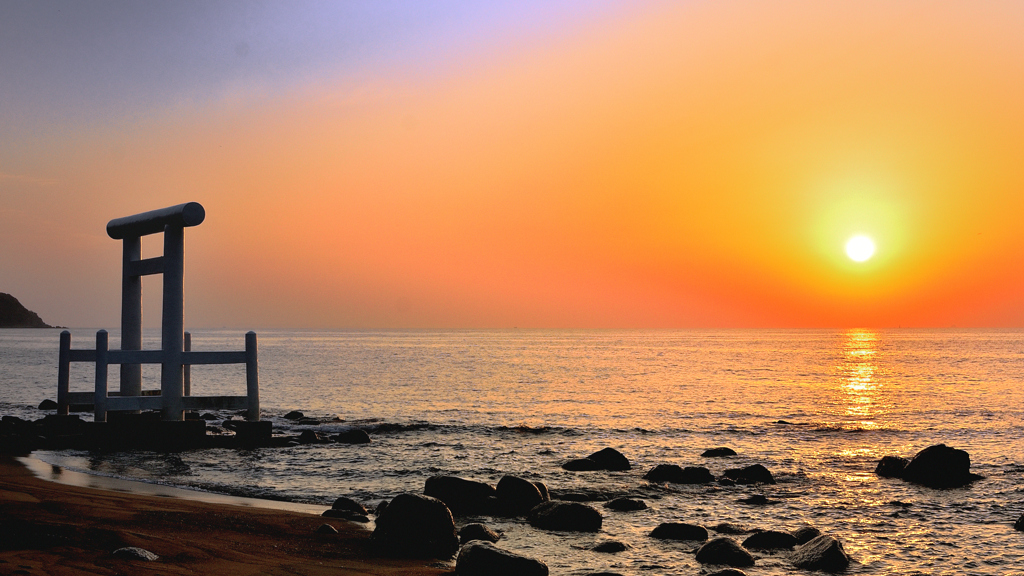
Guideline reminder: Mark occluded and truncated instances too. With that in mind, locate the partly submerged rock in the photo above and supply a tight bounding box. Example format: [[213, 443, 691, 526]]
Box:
[[37, 399, 58, 410], [742, 530, 797, 550], [424, 476, 497, 516], [591, 540, 629, 553], [790, 534, 850, 572], [527, 501, 602, 532], [723, 464, 776, 485], [649, 522, 709, 541], [370, 493, 459, 559], [643, 464, 714, 484], [875, 455, 909, 478], [332, 496, 368, 515], [459, 523, 502, 545], [603, 497, 647, 511], [496, 475, 544, 516], [702, 447, 737, 457], [456, 541, 548, 576], [695, 537, 755, 567], [791, 526, 823, 545], [1015, 513, 1024, 532], [901, 444, 981, 488], [562, 448, 630, 471]]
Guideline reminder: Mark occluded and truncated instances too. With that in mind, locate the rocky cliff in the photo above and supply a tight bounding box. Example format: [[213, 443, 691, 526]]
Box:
[[0, 293, 54, 328]]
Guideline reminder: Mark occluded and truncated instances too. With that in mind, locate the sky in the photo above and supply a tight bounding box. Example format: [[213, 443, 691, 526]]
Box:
[[2, 0, 1024, 329]]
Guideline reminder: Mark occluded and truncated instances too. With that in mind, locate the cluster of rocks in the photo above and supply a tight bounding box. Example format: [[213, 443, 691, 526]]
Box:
[[344, 447, 856, 575], [647, 521, 850, 573], [875, 444, 983, 488]]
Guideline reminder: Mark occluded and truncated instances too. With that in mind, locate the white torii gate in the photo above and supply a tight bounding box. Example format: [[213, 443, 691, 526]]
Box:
[[57, 202, 260, 422]]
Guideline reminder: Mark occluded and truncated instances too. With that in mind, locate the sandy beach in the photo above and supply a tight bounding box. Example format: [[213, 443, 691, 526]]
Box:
[[0, 455, 448, 576]]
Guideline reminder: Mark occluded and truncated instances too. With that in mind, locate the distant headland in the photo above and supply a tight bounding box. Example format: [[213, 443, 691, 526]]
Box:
[[0, 293, 56, 328]]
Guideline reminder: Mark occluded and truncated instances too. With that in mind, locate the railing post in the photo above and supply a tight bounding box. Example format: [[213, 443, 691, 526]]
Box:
[[183, 331, 192, 397], [95, 330, 109, 423], [245, 331, 259, 421], [161, 224, 185, 421], [57, 331, 71, 415]]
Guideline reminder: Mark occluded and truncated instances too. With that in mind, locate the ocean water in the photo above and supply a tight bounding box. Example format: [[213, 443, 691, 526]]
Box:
[[2, 328, 1023, 575]]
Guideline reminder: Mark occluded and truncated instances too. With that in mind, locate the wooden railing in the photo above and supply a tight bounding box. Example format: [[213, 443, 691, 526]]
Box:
[[57, 330, 259, 422]]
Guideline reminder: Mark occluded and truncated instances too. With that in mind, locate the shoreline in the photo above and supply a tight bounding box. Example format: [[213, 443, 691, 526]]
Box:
[[0, 453, 449, 576]]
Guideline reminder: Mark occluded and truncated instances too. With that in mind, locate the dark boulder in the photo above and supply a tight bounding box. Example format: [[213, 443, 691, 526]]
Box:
[[901, 444, 980, 488], [283, 410, 304, 420], [527, 501, 602, 532], [333, 429, 371, 444], [649, 522, 708, 541], [742, 530, 797, 550], [586, 447, 630, 471], [695, 537, 755, 567], [459, 523, 501, 544], [455, 541, 548, 576], [643, 464, 714, 484], [875, 455, 909, 478], [496, 475, 544, 516], [370, 493, 459, 559], [603, 497, 647, 511], [790, 534, 850, 572], [332, 496, 368, 515], [702, 447, 737, 457], [792, 526, 822, 545], [723, 464, 776, 485], [591, 540, 629, 553], [562, 448, 630, 471], [1015, 513, 1024, 531], [424, 476, 497, 516], [38, 399, 58, 410]]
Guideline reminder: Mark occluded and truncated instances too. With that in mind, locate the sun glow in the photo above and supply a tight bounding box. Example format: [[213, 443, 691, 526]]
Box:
[[845, 236, 876, 262]]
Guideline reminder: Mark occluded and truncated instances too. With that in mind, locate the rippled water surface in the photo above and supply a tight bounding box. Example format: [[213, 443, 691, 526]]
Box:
[[2, 328, 1023, 575]]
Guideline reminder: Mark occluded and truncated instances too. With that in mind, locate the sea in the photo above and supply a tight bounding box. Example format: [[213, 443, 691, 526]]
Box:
[[1, 328, 1022, 575]]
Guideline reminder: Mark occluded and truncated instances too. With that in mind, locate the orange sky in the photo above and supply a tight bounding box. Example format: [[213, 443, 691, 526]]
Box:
[[3, 1, 1024, 328]]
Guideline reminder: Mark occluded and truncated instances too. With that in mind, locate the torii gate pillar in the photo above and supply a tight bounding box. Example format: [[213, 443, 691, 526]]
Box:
[[107, 202, 205, 421]]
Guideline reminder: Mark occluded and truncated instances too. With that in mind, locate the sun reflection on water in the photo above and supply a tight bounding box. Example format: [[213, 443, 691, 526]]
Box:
[[837, 329, 883, 430]]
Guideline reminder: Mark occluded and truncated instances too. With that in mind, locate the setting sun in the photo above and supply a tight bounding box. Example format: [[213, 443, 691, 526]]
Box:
[[846, 235, 876, 262]]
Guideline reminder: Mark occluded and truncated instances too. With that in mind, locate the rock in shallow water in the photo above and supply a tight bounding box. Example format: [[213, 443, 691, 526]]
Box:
[[371, 493, 459, 559], [742, 530, 797, 550], [792, 526, 823, 545], [591, 540, 629, 553], [702, 447, 737, 457], [790, 534, 850, 572], [527, 501, 602, 532], [459, 523, 502, 544], [695, 537, 755, 567], [875, 455, 909, 478], [643, 464, 714, 484], [649, 522, 709, 541], [723, 464, 776, 485], [1015, 513, 1024, 531], [424, 476, 496, 516], [562, 447, 630, 471], [496, 475, 544, 516], [902, 444, 981, 488], [456, 541, 548, 576]]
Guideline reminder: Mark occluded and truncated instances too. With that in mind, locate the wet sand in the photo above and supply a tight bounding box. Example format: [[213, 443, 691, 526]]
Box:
[[0, 454, 448, 576]]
